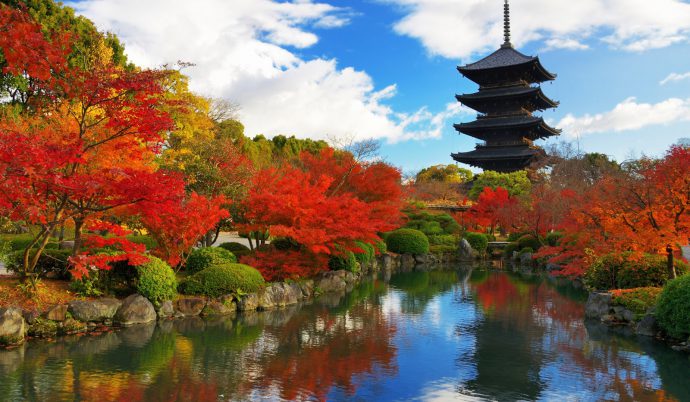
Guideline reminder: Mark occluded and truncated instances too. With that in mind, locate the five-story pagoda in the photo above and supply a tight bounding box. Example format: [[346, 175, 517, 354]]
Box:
[[452, 0, 560, 172]]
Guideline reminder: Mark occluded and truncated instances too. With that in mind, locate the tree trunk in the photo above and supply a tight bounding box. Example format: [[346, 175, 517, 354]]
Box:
[[57, 223, 65, 249], [72, 217, 84, 256], [667, 245, 676, 280]]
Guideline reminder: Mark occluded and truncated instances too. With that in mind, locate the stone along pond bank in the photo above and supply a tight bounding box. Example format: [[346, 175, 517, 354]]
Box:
[[0, 252, 440, 347]]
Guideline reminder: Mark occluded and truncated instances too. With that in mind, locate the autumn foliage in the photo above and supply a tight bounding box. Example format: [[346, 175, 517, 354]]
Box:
[[239, 148, 403, 280]]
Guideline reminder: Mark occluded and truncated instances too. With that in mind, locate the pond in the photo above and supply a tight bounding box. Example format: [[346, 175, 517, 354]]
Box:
[[1, 267, 689, 401]]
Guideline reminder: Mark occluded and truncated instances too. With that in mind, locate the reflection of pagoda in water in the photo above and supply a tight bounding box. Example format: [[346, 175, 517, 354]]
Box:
[[452, 0, 560, 172]]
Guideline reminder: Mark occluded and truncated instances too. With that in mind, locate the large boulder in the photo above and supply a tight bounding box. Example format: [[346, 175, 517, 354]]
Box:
[[202, 299, 236, 316], [68, 299, 122, 322], [157, 301, 175, 319], [258, 283, 301, 310], [636, 314, 658, 337], [0, 307, 26, 345], [585, 292, 612, 319], [237, 293, 259, 312], [400, 254, 416, 270], [458, 239, 475, 261], [114, 294, 157, 326], [315, 272, 348, 294], [298, 280, 314, 299], [44, 304, 68, 321], [175, 297, 207, 316]]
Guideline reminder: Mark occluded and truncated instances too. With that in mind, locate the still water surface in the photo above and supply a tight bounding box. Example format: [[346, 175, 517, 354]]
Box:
[[0, 267, 689, 401]]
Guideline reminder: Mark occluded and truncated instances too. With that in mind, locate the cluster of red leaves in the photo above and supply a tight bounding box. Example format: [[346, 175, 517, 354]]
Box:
[[239, 148, 403, 280], [241, 250, 328, 282], [140, 193, 229, 267], [0, 8, 228, 278], [537, 146, 690, 277], [465, 187, 515, 233]]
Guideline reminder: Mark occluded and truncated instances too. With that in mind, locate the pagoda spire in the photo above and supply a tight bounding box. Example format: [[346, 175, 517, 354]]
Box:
[[502, 0, 512, 48]]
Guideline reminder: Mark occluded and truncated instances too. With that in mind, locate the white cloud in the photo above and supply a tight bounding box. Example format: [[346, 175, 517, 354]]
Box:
[[556, 97, 690, 137], [69, 0, 453, 143], [660, 72, 690, 85], [384, 0, 690, 60]]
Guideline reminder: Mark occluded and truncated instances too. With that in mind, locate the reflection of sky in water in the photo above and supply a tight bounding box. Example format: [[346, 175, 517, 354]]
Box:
[[1, 269, 688, 401]]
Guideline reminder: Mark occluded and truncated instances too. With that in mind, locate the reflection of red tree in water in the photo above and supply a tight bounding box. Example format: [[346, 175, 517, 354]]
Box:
[[244, 303, 397, 401], [471, 272, 678, 401]]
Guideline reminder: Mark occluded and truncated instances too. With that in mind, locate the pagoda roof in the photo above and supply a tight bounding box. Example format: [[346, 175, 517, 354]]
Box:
[[456, 86, 558, 111], [452, 144, 542, 161], [458, 46, 556, 84], [454, 115, 561, 139]]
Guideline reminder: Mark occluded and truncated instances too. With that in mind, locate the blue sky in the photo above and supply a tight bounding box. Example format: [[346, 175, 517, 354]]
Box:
[[70, 0, 690, 173]]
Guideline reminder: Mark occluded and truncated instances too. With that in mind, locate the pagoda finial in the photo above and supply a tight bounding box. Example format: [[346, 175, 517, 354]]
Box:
[[502, 0, 512, 48]]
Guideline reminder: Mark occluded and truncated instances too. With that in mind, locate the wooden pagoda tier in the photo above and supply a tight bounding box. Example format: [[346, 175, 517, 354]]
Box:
[[451, 1, 560, 172]]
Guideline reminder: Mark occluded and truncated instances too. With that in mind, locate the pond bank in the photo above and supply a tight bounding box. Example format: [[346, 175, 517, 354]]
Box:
[[0, 251, 449, 347]]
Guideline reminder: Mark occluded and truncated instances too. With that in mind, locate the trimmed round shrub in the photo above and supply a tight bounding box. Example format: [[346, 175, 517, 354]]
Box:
[[464, 232, 488, 254], [218, 242, 250, 253], [584, 252, 688, 290], [136, 256, 177, 306], [185, 247, 237, 274], [353, 241, 375, 265], [5, 249, 72, 279], [180, 263, 265, 298], [517, 235, 542, 251], [545, 232, 564, 247], [386, 229, 429, 255], [507, 232, 529, 242], [329, 251, 359, 273], [656, 274, 690, 339], [442, 220, 462, 235]]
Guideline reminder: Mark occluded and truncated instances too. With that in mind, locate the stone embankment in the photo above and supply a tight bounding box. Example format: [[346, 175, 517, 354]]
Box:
[[0, 251, 437, 346]]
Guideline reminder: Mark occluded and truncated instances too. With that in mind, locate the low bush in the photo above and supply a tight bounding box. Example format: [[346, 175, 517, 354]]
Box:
[[136, 256, 177, 306], [430, 245, 457, 254], [271, 238, 299, 251], [0, 233, 59, 251], [385, 229, 429, 255], [329, 251, 358, 273], [610, 287, 662, 317], [503, 242, 519, 257], [507, 232, 528, 242], [545, 232, 564, 247], [353, 241, 375, 265], [405, 212, 461, 235], [125, 235, 158, 250], [374, 239, 387, 254], [180, 263, 265, 298], [69, 277, 103, 297], [585, 252, 688, 290], [428, 234, 458, 247], [464, 232, 488, 255], [656, 274, 690, 339], [4, 249, 72, 279], [519, 247, 534, 255], [516, 235, 542, 251], [218, 242, 250, 253], [185, 247, 237, 274]]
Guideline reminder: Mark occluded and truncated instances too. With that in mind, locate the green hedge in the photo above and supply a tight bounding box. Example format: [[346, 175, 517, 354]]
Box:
[[585, 252, 689, 290], [464, 232, 488, 254], [180, 263, 265, 298], [4, 249, 72, 279], [374, 239, 387, 254], [218, 242, 250, 253], [136, 256, 177, 306], [405, 212, 461, 235], [185, 247, 237, 274], [428, 234, 457, 247], [385, 229, 429, 255], [611, 287, 662, 317], [656, 274, 690, 339], [430, 245, 457, 254]]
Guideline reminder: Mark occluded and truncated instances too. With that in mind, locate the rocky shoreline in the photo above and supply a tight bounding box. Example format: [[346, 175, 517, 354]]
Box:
[[0, 251, 446, 347], [584, 292, 690, 353]]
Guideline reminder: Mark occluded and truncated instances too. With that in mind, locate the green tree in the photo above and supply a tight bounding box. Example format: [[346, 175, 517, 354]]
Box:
[[469, 170, 531, 200], [416, 164, 473, 183]]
